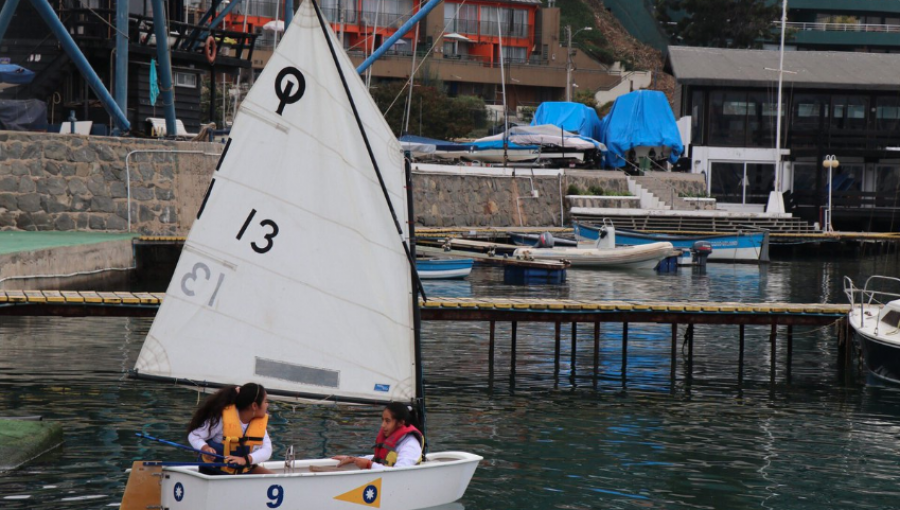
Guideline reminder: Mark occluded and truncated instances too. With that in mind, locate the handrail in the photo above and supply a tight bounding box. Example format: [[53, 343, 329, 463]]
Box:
[[776, 20, 900, 34]]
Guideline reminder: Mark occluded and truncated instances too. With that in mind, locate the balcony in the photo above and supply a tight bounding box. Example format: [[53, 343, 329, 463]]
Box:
[[777, 21, 900, 33]]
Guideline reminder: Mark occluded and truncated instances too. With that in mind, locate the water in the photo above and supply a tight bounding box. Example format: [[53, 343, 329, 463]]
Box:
[[2, 251, 900, 509]]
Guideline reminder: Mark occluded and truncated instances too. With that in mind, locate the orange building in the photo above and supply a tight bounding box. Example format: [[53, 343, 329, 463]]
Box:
[[220, 0, 618, 109]]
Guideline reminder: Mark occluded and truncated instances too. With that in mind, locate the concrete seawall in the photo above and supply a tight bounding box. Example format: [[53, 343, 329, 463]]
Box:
[[0, 132, 221, 235], [0, 131, 706, 233]]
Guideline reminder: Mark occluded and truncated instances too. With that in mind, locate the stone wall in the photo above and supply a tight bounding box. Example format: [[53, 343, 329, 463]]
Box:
[[0, 131, 220, 235], [412, 170, 631, 227]]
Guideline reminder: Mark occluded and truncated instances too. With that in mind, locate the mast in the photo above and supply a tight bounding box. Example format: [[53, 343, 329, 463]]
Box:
[[768, 0, 788, 214], [497, 10, 508, 166], [406, 157, 426, 437]]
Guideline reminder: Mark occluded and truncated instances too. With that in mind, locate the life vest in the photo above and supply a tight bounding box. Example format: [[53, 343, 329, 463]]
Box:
[[372, 424, 424, 467], [201, 405, 268, 474]]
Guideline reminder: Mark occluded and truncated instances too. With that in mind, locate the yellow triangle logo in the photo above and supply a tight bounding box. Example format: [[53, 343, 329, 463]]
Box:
[[334, 478, 382, 507]]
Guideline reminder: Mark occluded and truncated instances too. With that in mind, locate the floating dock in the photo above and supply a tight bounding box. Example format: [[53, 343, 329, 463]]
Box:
[[0, 291, 851, 385]]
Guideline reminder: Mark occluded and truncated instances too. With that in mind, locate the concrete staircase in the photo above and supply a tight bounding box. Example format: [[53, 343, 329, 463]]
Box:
[[627, 175, 693, 210]]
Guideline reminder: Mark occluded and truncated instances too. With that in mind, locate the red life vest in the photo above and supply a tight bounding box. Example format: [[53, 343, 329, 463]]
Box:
[[372, 424, 424, 467]]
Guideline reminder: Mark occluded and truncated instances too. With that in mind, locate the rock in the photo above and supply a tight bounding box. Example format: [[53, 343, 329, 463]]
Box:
[[41, 195, 70, 213], [47, 177, 67, 195], [155, 187, 174, 200], [54, 213, 75, 231], [0, 193, 15, 211], [68, 178, 89, 196], [139, 204, 156, 222], [106, 214, 127, 231], [91, 196, 115, 213], [17, 193, 41, 212], [72, 195, 91, 212], [160, 205, 177, 224], [74, 213, 89, 229], [0, 176, 17, 192], [0, 211, 15, 227], [31, 211, 52, 230], [109, 181, 127, 198], [43, 141, 69, 160], [87, 175, 107, 196], [88, 214, 106, 230], [132, 186, 154, 201]]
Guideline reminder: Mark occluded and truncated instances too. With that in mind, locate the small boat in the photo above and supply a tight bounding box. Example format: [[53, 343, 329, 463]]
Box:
[[573, 222, 769, 263], [416, 258, 473, 279], [508, 232, 578, 248], [844, 276, 900, 384], [513, 226, 674, 269], [120, 2, 480, 509]]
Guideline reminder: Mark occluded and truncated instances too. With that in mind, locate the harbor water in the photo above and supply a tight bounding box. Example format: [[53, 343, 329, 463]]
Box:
[[2, 251, 900, 509]]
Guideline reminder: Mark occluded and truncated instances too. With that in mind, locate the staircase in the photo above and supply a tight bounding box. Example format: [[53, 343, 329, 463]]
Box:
[[628, 175, 693, 210]]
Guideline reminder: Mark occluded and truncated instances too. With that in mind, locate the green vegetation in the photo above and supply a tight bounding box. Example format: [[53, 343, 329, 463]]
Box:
[[369, 81, 486, 139], [556, 0, 613, 65], [679, 190, 711, 198], [566, 184, 633, 196], [655, 0, 781, 48]]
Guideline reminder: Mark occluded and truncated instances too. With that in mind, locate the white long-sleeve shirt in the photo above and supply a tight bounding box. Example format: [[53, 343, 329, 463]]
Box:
[[363, 434, 422, 471], [188, 417, 272, 464]]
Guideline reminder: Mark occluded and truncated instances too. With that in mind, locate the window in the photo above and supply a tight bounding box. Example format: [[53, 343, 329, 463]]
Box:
[[690, 90, 704, 144], [876, 96, 900, 131], [444, 3, 477, 34], [175, 72, 197, 89]]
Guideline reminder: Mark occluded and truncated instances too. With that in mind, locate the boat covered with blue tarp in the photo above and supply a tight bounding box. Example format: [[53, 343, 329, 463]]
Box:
[[530, 102, 603, 140], [599, 90, 684, 168]]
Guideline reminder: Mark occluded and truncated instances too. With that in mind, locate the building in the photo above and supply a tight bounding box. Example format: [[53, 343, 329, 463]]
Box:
[[667, 46, 900, 232], [223, 0, 619, 110], [0, 0, 256, 135], [778, 0, 900, 53]]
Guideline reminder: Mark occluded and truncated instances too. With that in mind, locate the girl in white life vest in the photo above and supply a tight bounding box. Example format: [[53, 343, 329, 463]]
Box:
[[333, 402, 425, 470], [187, 382, 274, 475]]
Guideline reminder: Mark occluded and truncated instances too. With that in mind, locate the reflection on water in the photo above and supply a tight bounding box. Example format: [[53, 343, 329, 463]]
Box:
[[2, 254, 900, 509]]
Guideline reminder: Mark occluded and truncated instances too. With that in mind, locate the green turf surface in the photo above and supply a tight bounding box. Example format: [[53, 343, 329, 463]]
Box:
[[0, 232, 137, 256]]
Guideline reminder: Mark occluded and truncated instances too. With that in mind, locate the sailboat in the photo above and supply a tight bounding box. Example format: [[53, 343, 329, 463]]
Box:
[[120, 1, 481, 508]]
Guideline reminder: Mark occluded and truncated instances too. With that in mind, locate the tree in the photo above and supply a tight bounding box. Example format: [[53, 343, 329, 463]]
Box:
[[656, 0, 781, 49], [368, 81, 485, 139]]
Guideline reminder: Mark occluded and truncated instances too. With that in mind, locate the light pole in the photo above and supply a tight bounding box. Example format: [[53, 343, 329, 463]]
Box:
[[565, 25, 592, 102], [823, 155, 840, 232]]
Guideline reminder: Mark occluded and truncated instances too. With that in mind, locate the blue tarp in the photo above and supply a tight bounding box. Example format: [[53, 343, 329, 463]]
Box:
[[0, 64, 34, 85], [599, 90, 684, 168], [530, 102, 603, 141], [399, 134, 474, 151], [470, 140, 538, 150]]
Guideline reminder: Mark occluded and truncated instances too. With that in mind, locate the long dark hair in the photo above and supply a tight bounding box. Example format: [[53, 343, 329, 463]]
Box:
[[187, 383, 266, 432], [385, 402, 421, 430]]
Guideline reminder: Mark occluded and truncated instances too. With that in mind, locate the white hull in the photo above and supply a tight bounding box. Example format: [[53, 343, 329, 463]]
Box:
[[513, 242, 674, 269], [158, 452, 481, 510], [417, 268, 472, 279]]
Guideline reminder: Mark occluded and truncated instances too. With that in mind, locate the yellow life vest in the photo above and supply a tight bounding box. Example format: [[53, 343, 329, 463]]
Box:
[[220, 405, 268, 474]]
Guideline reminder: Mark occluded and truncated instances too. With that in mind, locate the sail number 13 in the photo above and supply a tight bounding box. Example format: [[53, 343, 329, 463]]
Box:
[[237, 209, 280, 254]]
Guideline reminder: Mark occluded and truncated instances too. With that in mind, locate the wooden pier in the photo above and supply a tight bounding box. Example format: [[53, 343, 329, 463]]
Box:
[[0, 291, 851, 385]]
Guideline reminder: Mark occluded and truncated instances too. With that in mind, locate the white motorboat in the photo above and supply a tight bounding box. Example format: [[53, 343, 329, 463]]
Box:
[[120, 1, 481, 508], [844, 275, 900, 384], [513, 226, 674, 269]]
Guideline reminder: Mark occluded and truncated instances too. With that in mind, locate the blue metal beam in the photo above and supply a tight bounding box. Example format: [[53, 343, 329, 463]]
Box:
[[191, 0, 244, 51], [0, 0, 21, 45], [114, 0, 128, 127], [150, 0, 177, 137], [285, 0, 293, 27], [28, 0, 130, 131], [356, 0, 441, 74]]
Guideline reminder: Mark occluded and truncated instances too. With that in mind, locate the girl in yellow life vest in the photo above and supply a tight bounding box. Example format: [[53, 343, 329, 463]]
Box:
[[187, 382, 274, 475], [333, 402, 424, 470]]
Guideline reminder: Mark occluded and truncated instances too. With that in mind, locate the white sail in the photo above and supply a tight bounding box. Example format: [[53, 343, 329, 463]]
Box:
[[135, 0, 415, 404]]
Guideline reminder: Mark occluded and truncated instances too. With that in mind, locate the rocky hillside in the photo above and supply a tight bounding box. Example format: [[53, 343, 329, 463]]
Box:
[[581, 0, 675, 102]]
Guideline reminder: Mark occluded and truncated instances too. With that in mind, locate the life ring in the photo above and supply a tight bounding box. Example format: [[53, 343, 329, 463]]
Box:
[[205, 36, 217, 64]]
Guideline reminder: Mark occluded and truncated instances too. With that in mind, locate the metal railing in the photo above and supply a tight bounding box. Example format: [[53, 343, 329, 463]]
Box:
[[776, 21, 900, 33]]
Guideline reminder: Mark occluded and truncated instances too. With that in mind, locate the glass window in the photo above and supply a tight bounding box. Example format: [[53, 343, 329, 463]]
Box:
[[444, 3, 477, 34], [792, 94, 828, 131], [322, 0, 358, 23], [745, 163, 774, 204], [831, 95, 868, 130], [690, 90, 704, 145], [709, 91, 747, 146], [876, 97, 900, 131], [710, 162, 745, 203], [174, 72, 197, 89]]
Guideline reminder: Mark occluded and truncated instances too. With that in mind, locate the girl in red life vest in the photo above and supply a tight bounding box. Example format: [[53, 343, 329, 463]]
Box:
[[333, 402, 425, 470], [187, 383, 275, 475]]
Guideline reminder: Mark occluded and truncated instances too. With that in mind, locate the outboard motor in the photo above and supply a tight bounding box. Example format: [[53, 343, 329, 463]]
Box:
[[691, 241, 713, 266], [537, 232, 555, 248]]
